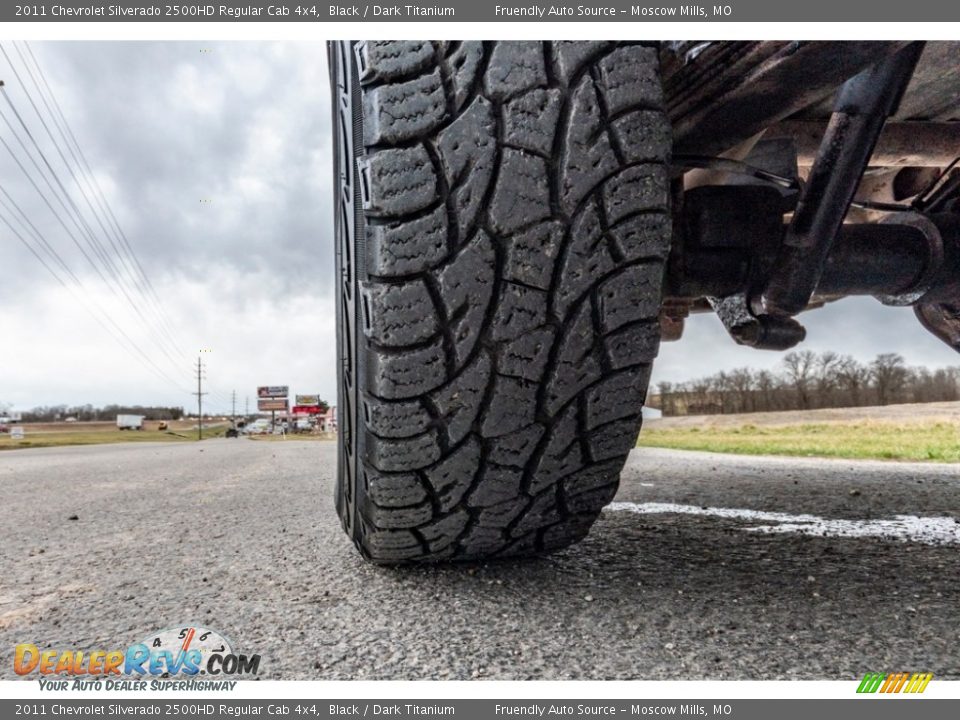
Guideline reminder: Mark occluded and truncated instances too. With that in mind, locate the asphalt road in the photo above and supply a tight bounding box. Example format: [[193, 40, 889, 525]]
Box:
[[1, 439, 958, 680]]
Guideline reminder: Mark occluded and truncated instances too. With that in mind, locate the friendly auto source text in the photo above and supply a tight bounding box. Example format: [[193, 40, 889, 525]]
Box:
[[493, 5, 727, 17]]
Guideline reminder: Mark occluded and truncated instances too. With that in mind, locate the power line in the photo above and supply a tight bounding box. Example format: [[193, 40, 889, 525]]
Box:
[[0, 206, 193, 396], [0, 87, 186, 370], [15, 42, 188, 359]]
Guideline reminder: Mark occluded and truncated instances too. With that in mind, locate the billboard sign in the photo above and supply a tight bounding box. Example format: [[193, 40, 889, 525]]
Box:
[[257, 399, 288, 412], [295, 395, 320, 406], [257, 386, 288, 399], [292, 405, 322, 415]]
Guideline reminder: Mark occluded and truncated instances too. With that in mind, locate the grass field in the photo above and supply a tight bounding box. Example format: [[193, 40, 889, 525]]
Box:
[[0, 423, 230, 451], [638, 420, 960, 462]]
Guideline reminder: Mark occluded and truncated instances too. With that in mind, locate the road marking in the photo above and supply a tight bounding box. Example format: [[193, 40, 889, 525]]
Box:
[[604, 502, 960, 545]]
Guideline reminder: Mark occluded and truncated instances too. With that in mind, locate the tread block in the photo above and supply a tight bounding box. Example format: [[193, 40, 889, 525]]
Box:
[[467, 465, 522, 508], [430, 351, 492, 446], [585, 367, 650, 430], [552, 41, 616, 84], [511, 491, 559, 536], [476, 499, 526, 529], [366, 430, 442, 472], [366, 338, 447, 399], [564, 483, 619, 514], [608, 213, 671, 262], [363, 70, 447, 145], [424, 436, 481, 511], [497, 532, 539, 557], [503, 88, 563, 155], [365, 470, 428, 507], [459, 525, 505, 555], [490, 149, 551, 235], [602, 164, 668, 225], [484, 42, 547, 101], [555, 200, 616, 317], [480, 375, 538, 438], [361, 280, 439, 346], [560, 75, 619, 215], [363, 528, 422, 561], [361, 146, 438, 217], [488, 423, 545, 467], [596, 264, 662, 334], [604, 322, 660, 369], [562, 459, 624, 496], [491, 282, 548, 342], [597, 45, 663, 114], [612, 110, 672, 165], [444, 42, 485, 111], [436, 97, 496, 238], [541, 515, 593, 550], [503, 220, 564, 290], [530, 404, 583, 494], [499, 327, 555, 381], [356, 41, 435, 84], [363, 499, 435, 530], [588, 418, 641, 461], [363, 396, 432, 439], [366, 206, 448, 276], [420, 510, 470, 551], [434, 230, 495, 368], [545, 302, 601, 416]]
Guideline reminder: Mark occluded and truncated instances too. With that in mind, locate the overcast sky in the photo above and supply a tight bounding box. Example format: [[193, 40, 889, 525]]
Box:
[[1, 42, 958, 414]]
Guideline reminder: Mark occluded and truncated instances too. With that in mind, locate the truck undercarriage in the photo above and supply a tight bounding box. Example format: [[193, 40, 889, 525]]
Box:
[[662, 41, 960, 353]]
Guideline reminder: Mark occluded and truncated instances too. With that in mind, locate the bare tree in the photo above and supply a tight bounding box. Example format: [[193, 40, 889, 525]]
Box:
[[783, 350, 817, 409], [836, 355, 871, 406], [815, 351, 841, 407], [728, 368, 756, 413], [653, 352, 959, 416], [657, 382, 675, 416], [871, 353, 908, 406], [755, 370, 777, 411]]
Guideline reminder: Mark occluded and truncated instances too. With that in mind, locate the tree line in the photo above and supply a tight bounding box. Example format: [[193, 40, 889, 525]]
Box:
[[652, 351, 960, 416], [14, 404, 186, 422]]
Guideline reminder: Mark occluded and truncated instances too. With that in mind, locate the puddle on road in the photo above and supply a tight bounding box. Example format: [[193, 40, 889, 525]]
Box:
[[604, 502, 960, 546]]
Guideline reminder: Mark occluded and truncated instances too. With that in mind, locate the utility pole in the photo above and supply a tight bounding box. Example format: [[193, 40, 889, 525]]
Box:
[[245, 396, 249, 418], [231, 390, 236, 427], [193, 356, 208, 440]]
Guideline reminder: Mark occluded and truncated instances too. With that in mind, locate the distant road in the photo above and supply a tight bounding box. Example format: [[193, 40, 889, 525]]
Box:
[[1, 440, 957, 679]]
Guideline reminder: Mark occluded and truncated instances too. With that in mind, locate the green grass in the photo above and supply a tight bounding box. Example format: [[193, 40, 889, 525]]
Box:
[[637, 421, 960, 462], [0, 425, 229, 451]]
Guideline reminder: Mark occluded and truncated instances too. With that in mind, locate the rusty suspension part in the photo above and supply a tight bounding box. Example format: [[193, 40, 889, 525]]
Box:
[[752, 42, 926, 319]]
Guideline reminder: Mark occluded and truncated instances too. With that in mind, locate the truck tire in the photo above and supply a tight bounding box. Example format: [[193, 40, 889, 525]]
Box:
[[331, 41, 671, 562]]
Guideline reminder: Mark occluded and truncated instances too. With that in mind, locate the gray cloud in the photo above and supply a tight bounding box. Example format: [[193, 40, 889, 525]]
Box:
[[1, 42, 332, 301], [1, 42, 335, 411]]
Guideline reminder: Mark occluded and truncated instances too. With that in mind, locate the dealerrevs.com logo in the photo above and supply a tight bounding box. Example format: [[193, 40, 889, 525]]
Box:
[[15, 626, 260, 688]]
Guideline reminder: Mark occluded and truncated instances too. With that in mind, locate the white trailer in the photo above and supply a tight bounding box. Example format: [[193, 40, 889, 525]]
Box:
[[116, 414, 145, 431]]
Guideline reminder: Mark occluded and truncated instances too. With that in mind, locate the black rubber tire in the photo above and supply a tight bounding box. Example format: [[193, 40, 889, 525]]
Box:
[[331, 41, 671, 563]]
